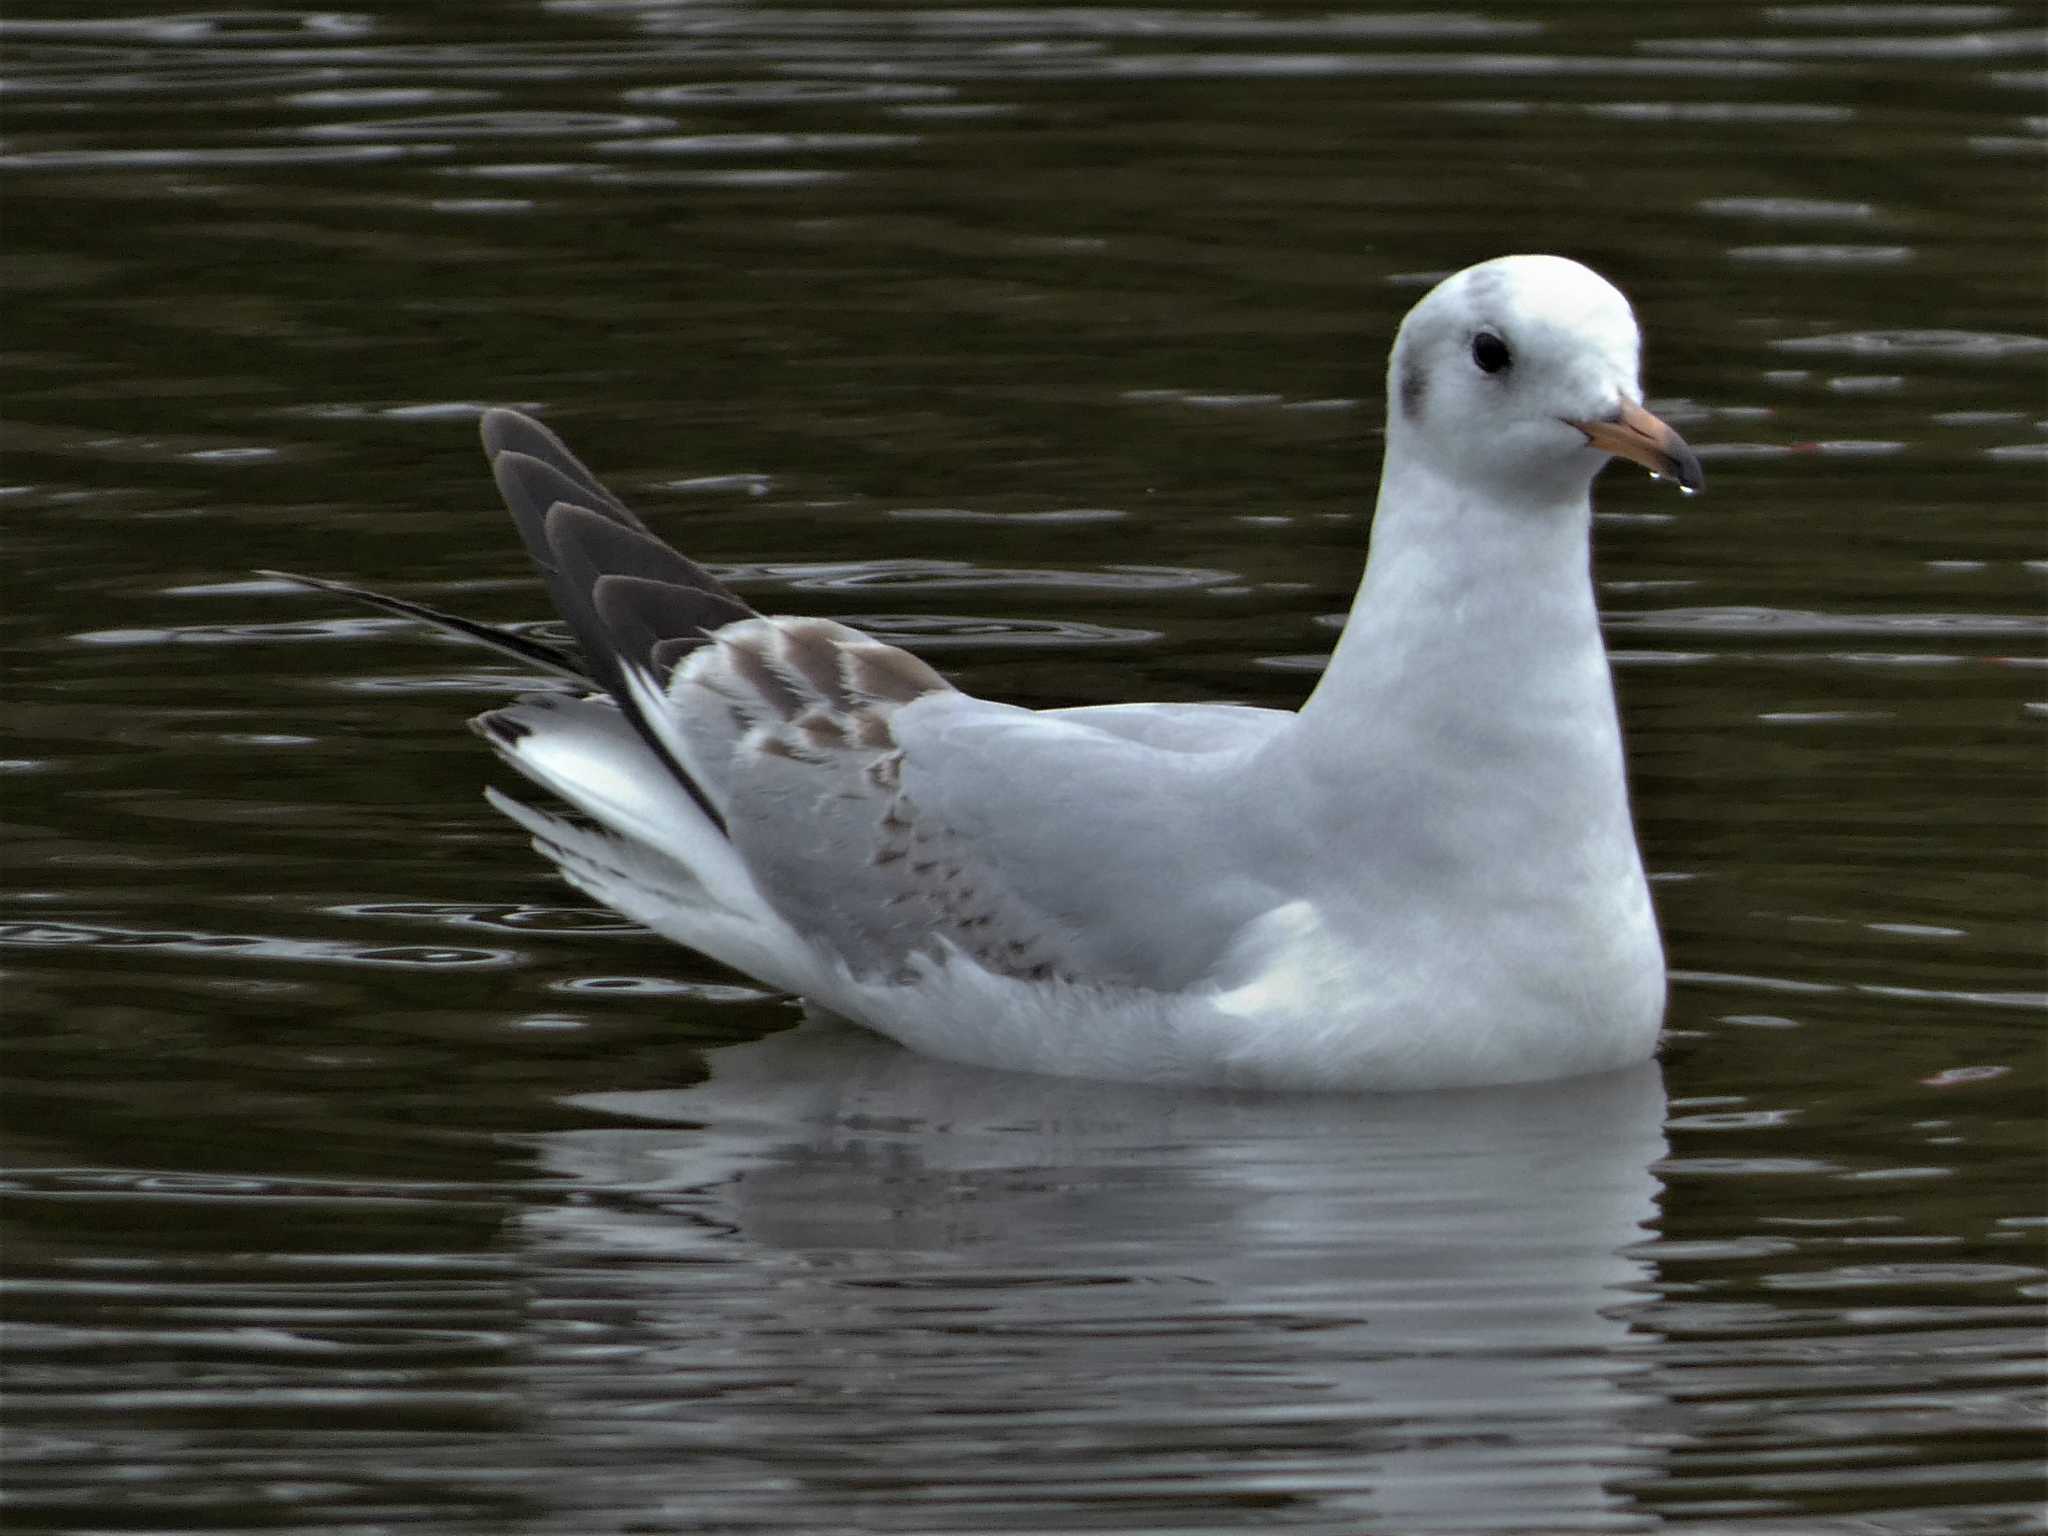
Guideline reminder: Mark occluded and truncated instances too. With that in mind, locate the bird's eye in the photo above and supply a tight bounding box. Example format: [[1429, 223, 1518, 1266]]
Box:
[[1471, 332, 1511, 375]]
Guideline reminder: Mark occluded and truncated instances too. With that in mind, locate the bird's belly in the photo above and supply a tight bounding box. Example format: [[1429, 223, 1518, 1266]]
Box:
[[1200, 889, 1664, 1090]]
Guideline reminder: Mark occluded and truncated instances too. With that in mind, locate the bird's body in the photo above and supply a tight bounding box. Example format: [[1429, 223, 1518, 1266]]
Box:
[[278, 254, 1702, 1090]]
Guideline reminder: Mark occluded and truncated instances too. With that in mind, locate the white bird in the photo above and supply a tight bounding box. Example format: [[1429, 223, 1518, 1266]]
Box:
[[274, 254, 1703, 1091]]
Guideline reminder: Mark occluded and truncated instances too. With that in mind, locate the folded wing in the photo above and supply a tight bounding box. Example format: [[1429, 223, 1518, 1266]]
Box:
[[277, 410, 1280, 999]]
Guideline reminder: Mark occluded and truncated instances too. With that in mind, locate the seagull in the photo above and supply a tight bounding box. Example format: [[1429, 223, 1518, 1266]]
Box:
[[272, 254, 1703, 1091]]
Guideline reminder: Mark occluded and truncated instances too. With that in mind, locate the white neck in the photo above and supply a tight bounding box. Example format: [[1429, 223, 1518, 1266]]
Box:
[[1285, 442, 1639, 876]]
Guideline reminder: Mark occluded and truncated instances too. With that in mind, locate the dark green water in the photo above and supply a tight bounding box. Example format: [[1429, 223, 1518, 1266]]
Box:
[[3, 4, 2043, 1532]]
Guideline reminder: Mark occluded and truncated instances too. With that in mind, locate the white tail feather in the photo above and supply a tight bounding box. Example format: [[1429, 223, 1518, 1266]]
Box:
[[483, 787, 819, 998]]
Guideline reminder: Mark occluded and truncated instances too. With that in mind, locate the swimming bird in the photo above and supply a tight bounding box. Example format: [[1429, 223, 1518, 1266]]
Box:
[[273, 254, 1702, 1090]]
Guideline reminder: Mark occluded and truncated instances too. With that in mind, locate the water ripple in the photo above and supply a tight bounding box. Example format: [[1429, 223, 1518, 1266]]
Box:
[[856, 614, 1157, 648], [283, 85, 492, 108], [0, 921, 515, 971], [552, 975, 773, 1001], [887, 505, 1128, 524], [1731, 244, 1915, 265], [625, 79, 956, 106], [594, 130, 920, 156], [769, 559, 1236, 593], [1585, 100, 1854, 122], [1647, 26, 2047, 61], [1765, 1262, 2043, 1290], [0, 11, 377, 44], [558, 7, 1546, 44], [1701, 195, 1881, 220], [1762, 7, 2013, 26], [300, 110, 672, 139], [76, 616, 406, 648], [1774, 328, 2048, 358], [1610, 606, 2046, 638], [1675, 968, 2048, 1013], [330, 900, 636, 934]]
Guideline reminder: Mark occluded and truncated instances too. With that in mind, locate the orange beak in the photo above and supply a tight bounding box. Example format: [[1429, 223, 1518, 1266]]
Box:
[[1566, 400, 1704, 494]]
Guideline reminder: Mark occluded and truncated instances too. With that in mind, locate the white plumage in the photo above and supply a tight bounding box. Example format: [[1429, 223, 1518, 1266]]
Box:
[[280, 254, 1704, 1090]]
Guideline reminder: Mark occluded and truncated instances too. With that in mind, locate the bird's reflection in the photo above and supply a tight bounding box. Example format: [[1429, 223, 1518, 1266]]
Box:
[[521, 1019, 1670, 1533]]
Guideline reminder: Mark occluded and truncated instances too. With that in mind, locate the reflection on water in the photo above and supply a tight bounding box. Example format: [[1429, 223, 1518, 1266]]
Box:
[[3, 0, 2043, 1531], [525, 1024, 1670, 1533]]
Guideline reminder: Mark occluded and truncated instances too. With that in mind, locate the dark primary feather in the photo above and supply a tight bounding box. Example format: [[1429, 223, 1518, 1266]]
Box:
[[529, 496, 755, 671], [477, 407, 647, 530], [481, 415, 764, 833], [255, 568, 590, 680], [267, 408, 771, 835]]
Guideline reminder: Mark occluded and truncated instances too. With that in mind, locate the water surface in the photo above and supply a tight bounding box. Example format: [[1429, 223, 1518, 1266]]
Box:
[[3, 3, 2043, 1532]]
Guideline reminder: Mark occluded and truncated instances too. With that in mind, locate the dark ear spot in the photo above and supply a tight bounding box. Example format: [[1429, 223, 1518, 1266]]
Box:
[[1398, 357, 1426, 422]]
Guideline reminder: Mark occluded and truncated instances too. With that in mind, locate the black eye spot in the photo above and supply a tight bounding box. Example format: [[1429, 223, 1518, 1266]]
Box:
[[1471, 332, 1511, 375]]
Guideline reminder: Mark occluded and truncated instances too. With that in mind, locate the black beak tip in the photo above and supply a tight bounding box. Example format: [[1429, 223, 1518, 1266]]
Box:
[[1671, 441, 1706, 496]]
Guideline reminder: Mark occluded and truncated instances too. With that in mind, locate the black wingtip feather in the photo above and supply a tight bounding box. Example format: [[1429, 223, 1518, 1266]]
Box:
[[479, 409, 646, 530], [537, 506, 731, 834], [281, 410, 760, 843], [258, 568, 590, 681], [491, 450, 606, 578], [474, 418, 762, 840], [485, 422, 772, 841]]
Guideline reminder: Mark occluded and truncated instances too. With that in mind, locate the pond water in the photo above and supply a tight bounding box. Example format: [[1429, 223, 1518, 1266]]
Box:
[[3, 3, 2043, 1532]]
